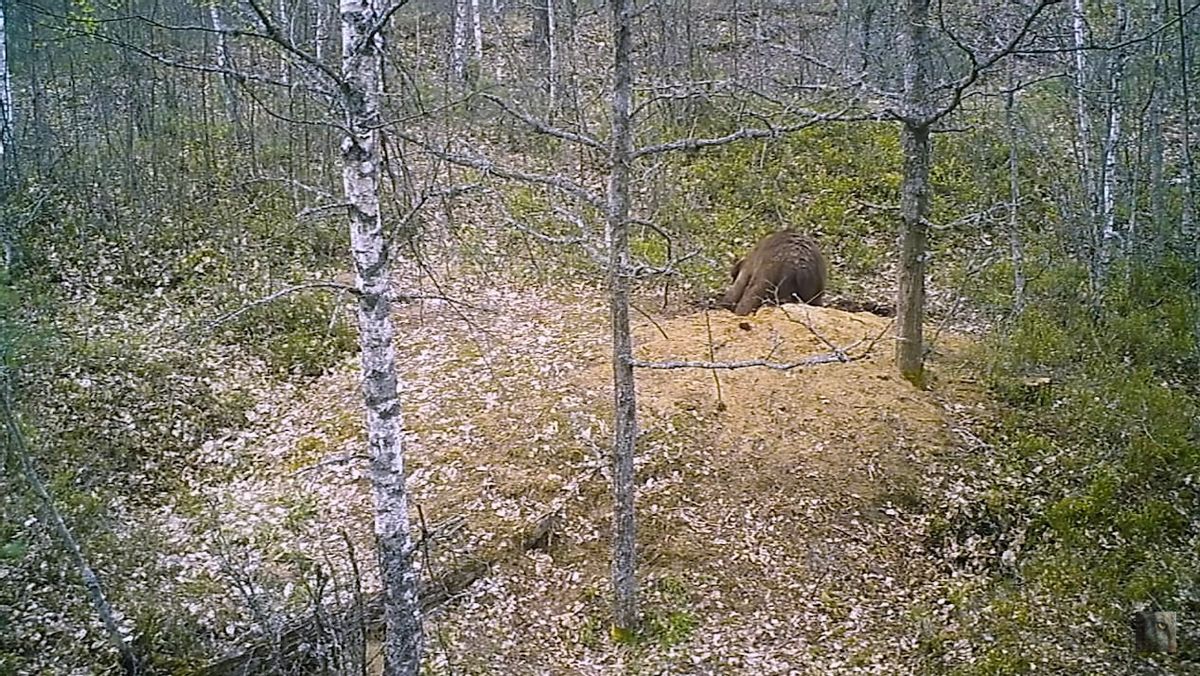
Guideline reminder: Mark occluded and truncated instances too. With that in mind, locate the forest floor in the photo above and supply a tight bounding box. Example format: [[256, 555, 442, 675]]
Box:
[[142, 264, 997, 675]]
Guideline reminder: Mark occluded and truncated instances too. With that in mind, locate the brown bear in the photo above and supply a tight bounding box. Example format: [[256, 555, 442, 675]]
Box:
[[720, 231, 827, 316]]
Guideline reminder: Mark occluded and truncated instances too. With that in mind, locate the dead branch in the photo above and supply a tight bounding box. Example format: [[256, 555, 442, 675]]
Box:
[[857, 198, 1016, 231], [924, 0, 1063, 127], [477, 93, 604, 150], [200, 282, 471, 332], [200, 506, 566, 676], [392, 131, 604, 208], [244, 176, 338, 202], [780, 306, 848, 360], [632, 108, 856, 159], [1, 378, 142, 675], [298, 203, 353, 220], [630, 353, 847, 371], [293, 452, 372, 476], [630, 303, 670, 340]]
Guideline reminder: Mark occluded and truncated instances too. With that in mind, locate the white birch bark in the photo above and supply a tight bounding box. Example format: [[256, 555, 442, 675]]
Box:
[[451, 0, 468, 81], [606, 0, 638, 634], [895, 0, 932, 385], [315, 0, 330, 64], [1070, 0, 1102, 299], [547, 0, 558, 110], [0, 0, 12, 164], [1147, 0, 1166, 262], [1096, 0, 1126, 291], [278, 0, 292, 82], [471, 0, 483, 71], [339, 0, 423, 671], [1006, 65, 1026, 315], [1176, 0, 1196, 236], [0, 0, 14, 270], [1177, 0, 1199, 349], [208, 6, 244, 143]]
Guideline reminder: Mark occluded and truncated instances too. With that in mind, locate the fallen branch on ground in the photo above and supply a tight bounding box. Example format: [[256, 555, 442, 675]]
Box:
[[201, 509, 562, 676]]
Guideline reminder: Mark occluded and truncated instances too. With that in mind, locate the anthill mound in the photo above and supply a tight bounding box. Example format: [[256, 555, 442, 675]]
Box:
[[625, 304, 947, 504], [156, 286, 965, 675], [397, 296, 965, 674]]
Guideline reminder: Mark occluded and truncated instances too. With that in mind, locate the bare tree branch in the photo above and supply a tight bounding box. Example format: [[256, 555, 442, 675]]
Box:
[[355, 0, 413, 57], [924, 0, 1063, 126], [200, 282, 470, 331], [243, 0, 342, 86], [632, 108, 859, 159], [631, 353, 848, 370], [477, 93, 605, 150], [393, 132, 604, 207]]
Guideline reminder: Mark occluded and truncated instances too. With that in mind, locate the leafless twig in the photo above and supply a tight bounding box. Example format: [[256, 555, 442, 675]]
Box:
[[201, 282, 470, 331]]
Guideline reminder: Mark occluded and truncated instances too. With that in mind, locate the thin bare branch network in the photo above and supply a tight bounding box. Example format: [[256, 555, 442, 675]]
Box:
[[925, 0, 1065, 126], [200, 282, 471, 332], [1014, 0, 1200, 55], [242, 0, 342, 85], [632, 107, 860, 159], [393, 131, 605, 207], [42, 21, 304, 93], [355, 0, 413, 57], [477, 92, 604, 150], [245, 176, 339, 202], [632, 307, 894, 371], [857, 198, 1022, 231]]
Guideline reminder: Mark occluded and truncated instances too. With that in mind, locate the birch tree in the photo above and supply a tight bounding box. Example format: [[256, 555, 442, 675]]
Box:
[[208, 6, 245, 147], [1146, 0, 1167, 262], [1094, 0, 1127, 292], [338, 0, 424, 669], [451, 0, 468, 81], [1, 0, 14, 271], [68, 0, 429, 668], [0, 0, 12, 169], [1006, 65, 1026, 315], [471, 0, 482, 70]]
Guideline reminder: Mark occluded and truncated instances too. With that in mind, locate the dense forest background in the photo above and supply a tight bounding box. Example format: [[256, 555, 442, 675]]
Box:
[[1, 0, 1198, 672]]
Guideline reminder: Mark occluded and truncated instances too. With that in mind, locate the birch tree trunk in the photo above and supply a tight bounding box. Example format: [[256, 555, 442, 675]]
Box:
[[278, 0, 292, 82], [339, 0, 423, 671], [606, 0, 639, 636], [895, 0, 932, 385], [1095, 0, 1127, 292], [547, 0, 558, 111], [208, 6, 244, 147], [1176, 0, 1196, 236], [0, 0, 13, 168], [315, 0, 330, 65], [1178, 0, 1199, 352], [1147, 0, 1166, 263], [451, 0, 468, 81], [1070, 0, 1103, 301], [471, 0, 483, 72], [1006, 66, 1025, 315], [1, 0, 15, 271]]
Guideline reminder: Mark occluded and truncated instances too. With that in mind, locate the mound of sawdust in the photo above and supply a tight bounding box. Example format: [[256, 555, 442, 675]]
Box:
[[624, 304, 948, 501]]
